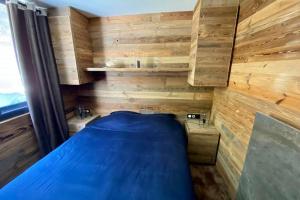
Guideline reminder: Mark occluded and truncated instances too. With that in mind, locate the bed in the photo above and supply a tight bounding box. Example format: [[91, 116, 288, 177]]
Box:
[[0, 111, 195, 200]]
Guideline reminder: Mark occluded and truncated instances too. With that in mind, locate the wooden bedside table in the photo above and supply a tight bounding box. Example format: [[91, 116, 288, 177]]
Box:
[[68, 114, 100, 136], [185, 120, 220, 164]]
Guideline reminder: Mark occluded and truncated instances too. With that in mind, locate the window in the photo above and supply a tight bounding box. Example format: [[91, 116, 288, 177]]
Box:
[[0, 3, 28, 121]]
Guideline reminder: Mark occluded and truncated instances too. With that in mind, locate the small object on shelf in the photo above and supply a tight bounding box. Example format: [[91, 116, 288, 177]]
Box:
[[75, 106, 92, 119], [199, 112, 210, 127], [136, 60, 141, 68], [185, 121, 220, 164]]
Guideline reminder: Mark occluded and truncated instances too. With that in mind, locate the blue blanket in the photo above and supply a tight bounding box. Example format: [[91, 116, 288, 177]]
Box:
[[0, 111, 195, 200]]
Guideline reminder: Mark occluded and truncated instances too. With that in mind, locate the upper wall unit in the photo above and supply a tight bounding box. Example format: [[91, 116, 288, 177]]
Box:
[[79, 12, 213, 120], [188, 0, 239, 87], [48, 7, 94, 85]]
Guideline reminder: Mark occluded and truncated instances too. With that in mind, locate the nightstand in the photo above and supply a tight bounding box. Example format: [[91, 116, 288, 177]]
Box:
[[68, 114, 100, 136], [185, 120, 220, 164]]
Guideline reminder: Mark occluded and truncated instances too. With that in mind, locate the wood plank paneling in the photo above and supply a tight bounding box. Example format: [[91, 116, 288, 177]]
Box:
[[70, 8, 94, 84], [211, 0, 300, 198], [48, 8, 77, 85], [238, 0, 275, 22], [60, 85, 78, 119], [78, 72, 213, 120], [188, 0, 239, 87], [89, 11, 192, 69], [0, 114, 40, 187], [48, 7, 93, 85], [80, 12, 213, 119]]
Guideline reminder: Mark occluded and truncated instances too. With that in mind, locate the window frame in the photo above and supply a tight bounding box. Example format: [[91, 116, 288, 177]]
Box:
[[0, 101, 28, 121], [0, 1, 29, 122]]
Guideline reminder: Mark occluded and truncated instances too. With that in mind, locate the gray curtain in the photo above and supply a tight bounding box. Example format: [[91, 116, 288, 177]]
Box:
[[7, 2, 69, 156]]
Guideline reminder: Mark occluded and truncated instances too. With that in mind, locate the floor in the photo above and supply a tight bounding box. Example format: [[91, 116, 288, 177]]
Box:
[[191, 165, 230, 200]]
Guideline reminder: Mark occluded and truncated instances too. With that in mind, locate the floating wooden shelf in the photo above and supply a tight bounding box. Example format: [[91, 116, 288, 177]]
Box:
[[85, 67, 190, 72]]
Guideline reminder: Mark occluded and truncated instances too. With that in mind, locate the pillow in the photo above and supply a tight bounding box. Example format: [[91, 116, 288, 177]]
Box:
[[87, 111, 180, 133]]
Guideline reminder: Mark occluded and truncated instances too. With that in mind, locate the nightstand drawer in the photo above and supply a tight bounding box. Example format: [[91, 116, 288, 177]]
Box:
[[188, 154, 217, 165], [188, 143, 217, 154], [188, 134, 219, 145]]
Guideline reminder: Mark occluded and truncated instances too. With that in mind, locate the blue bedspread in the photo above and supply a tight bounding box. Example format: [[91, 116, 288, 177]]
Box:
[[0, 111, 195, 200]]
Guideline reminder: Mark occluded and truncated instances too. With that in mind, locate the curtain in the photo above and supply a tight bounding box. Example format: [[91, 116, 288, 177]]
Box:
[[7, 1, 69, 155]]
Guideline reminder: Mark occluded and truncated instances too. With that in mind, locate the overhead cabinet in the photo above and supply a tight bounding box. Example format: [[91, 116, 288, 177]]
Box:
[[48, 7, 94, 85], [188, 0, 239, 87]]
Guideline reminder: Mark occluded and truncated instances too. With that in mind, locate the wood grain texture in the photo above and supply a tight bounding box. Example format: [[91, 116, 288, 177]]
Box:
[[48, 7, 93, 85], [68, 115, 100, 136], [69, 8, 94, 84], [0, 114, 40, 187], [60, 85, 78, 119], [186, 121, 220, 164], [188, 0, 239, 87], [80, 12, 213, 119], [78, 72, 213, 120], [211, 0, 300, 198], [89, 11, 192, 69]]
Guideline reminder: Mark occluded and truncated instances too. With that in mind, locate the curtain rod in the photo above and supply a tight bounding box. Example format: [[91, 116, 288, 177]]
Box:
[[6, 0, 47, 16]]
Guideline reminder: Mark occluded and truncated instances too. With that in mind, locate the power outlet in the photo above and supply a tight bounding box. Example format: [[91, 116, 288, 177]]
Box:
[[187, 114, 201, 119]]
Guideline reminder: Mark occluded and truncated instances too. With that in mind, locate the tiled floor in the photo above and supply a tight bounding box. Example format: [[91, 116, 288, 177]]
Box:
[[191, 165, 230, 200]]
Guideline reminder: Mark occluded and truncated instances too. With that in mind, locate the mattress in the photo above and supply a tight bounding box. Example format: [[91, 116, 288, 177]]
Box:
[[0, 111, 195, 200]]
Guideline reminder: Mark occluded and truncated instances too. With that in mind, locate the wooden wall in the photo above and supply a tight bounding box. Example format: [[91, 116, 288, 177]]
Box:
[[188, 0, 238, 86], [69, 8, 94, 84], [89, 12, 192, 69], [78, 73, 213, 119], [48, 8, 77, 84], [78, 12, 214, 119], [61, 85, 78, 119], [211, 0, 300, 198], [48, 7, 94, 85], [0, 114, 40, 187]]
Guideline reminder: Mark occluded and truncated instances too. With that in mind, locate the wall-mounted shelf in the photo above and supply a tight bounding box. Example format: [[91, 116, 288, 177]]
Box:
[[85, 67, 190, 73]]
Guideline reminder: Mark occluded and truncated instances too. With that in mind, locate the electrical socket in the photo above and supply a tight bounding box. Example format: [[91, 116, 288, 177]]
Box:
[[187, 113, 201, 119]]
